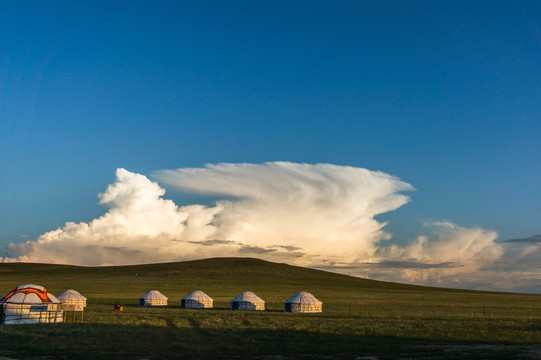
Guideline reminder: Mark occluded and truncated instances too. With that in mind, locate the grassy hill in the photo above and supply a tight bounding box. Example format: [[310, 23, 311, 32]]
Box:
[[1, 257, 416, 304], [0, 258, 540, 359]]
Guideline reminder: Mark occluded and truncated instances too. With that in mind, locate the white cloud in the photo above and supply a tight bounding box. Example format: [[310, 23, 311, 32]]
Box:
[[4, 163, 413, 266], [3, 162, 540, 292], [156, 162, 414, 262], [379, 221, 504, 285]]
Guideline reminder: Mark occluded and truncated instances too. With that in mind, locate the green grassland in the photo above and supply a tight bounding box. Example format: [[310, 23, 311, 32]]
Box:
[[0, 257, 540, 359]]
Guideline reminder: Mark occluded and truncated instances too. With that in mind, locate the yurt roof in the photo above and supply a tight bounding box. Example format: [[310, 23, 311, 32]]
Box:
[[182, 290, 212, 301], [16, 284, 45, 292], [231, 291, 264, 303], [285, 291, 322, 304], [0, 284, 60, 304], [57, 289, 87, 300], [140, 290, 168, 300]]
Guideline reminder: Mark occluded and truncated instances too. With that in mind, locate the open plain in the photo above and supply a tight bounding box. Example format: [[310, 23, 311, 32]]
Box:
[[0, 258, 540, 359]]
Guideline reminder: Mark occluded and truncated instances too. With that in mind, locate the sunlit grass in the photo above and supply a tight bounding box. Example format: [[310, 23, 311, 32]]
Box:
[[0, 258, 540, 359]]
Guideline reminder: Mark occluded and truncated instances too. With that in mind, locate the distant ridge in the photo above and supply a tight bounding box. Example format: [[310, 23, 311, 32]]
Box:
[[0, 257, 460, 294]]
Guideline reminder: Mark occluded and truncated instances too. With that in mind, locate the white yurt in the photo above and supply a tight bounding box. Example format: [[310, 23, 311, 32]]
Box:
[[181, 290, 213, 309], [57, 289, 87, 310], [0, 284, 63, 324], [230, 291, 265, 311], [284, 291, 322, 313], [139, 290, 168, 306]]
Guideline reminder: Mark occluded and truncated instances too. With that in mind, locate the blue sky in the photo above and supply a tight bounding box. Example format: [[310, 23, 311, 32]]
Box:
[[1, 1, 540, 291]]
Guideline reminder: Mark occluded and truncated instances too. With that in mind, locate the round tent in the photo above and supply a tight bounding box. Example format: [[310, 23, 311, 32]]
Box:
[[181, 290, 213, 309], [139, 290, 168, 306], [57, 289, 87, 309], [230, 291, 265, 311], [284, 291, 322, 313], [0, 284, 63, 324]]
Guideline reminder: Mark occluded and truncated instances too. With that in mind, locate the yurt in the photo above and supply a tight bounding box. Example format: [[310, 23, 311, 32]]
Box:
[[230, 291, 265, 311], [0, 284, 63, 324], [284, 291, 322, 313], [139, 290, 168, 306], [57, 289, 87, 310], [181, 290, 213, 309]]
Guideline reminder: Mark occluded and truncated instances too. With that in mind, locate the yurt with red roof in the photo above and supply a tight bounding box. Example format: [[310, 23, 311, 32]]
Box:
[[0, 284, 63, 324]]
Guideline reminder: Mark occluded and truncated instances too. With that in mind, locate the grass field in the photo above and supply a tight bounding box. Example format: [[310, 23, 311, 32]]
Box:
[[0, 257, 540, 359]]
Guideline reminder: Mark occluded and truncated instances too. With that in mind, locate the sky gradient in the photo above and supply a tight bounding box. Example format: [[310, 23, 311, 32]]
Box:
[[1, 1, 540, 292]]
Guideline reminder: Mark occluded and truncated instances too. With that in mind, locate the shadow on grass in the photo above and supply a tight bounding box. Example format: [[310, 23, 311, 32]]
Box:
[[0, 323, 534, 360]]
